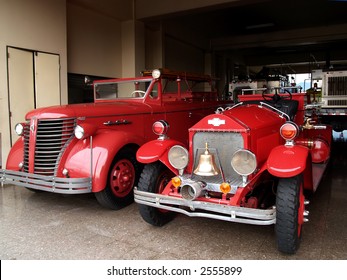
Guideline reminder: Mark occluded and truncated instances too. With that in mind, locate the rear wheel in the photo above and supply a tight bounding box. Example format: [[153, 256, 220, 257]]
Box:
[[138, 162, 175, 226], [275, 174, 305, 254], [95, 147, 142, 210]]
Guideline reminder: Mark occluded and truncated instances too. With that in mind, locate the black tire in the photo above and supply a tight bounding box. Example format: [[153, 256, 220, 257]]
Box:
[[275, 174, 305, 254], [138, 162, 175, 226], [95, 147, 143, 210]]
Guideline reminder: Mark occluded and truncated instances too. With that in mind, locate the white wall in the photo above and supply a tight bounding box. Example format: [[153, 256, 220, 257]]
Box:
[[67, 2, 123, 77], [145, 28, 164, 70], [121, 20, 145, 77], [0, 0, 67, 165], [0, 0, 216, 166]]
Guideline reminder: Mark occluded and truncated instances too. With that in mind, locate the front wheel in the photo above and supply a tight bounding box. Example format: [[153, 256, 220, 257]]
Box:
[[275, 174, 305, 254], [137, 162, 175, 226], [95, 147, 142, 210]]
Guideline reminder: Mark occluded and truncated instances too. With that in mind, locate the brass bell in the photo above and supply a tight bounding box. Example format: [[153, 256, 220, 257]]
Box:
[[193, 143, 220, 176]]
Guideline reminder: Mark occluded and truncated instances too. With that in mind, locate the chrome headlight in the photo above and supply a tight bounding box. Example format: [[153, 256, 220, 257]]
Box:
[[15, 123, 24, 136], [74, 125, 85, 139], [231, 149, 257, 176], [168, 145, 189, 170]]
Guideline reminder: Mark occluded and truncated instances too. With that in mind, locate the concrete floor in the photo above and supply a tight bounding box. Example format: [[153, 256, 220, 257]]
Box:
[[1, 140, 347, 260]]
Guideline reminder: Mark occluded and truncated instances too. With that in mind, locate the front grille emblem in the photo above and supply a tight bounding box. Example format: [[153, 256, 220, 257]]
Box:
[[208, 117, 225, 127]]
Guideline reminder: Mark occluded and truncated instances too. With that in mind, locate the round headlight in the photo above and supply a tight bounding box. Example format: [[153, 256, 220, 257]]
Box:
[[168, 145, 189, 170], [15, 123, 24, 136], [152, 69, 161, 79], [74, 125, 85, 139], [231, 149, 257, 176]]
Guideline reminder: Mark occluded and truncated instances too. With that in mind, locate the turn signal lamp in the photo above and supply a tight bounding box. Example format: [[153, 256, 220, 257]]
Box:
[[171, 177, 182, 188], [220, 182, 231, 194], [152, 120, 169, 136], [280, 122, 299, 141]]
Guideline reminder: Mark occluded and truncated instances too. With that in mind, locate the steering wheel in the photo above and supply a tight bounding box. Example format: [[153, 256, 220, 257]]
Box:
[[131, 90, 146, 97], [262, 89, 292, 103]]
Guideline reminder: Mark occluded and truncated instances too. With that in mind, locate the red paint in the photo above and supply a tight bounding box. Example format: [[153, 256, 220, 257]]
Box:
[[139, 92, 332, 210], [4, 69, 231, 197]]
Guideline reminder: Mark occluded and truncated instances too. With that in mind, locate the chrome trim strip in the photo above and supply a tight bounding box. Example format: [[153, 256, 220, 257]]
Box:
[[134, 188, 276, 226], [0, 169, 92, 194], [103, 120, 132, 126], [30, 118, 76, 177], [259, 101, 290, 120]]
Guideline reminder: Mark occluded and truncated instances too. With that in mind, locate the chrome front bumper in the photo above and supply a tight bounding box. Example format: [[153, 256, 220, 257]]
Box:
[[134, 188, 276, 225], [0, 169, 92, 194]]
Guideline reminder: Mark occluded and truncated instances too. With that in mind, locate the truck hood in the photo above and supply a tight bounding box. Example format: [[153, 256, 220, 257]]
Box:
[[25, 101, 152, 120], [190, 104, 284, 132]]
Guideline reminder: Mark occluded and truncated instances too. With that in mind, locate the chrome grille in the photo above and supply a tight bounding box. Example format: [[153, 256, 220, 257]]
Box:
[[322, 75, 347, 108], [192, 131, 244, 189], [23, 122, 30, 173], [22, 118, 76, 176], [327, 76, 347, 96], [34, 118, 76, 175], [327, 99, 347, 106]]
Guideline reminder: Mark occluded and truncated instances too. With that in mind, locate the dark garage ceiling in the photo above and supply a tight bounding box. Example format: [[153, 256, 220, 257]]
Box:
[[142, 0, 347, 73], [72, 0, 347, 74]]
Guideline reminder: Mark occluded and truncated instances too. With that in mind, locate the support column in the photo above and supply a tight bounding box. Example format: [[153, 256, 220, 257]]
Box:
[[121, 20, 145, 77]]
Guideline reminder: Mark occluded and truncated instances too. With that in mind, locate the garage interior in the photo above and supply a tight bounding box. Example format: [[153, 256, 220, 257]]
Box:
[[1, 0, 347, 260]]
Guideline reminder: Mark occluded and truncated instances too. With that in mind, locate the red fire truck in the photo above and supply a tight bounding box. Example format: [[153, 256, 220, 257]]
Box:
[[135, 89, 332, 254], [0, 69, 231, 209]]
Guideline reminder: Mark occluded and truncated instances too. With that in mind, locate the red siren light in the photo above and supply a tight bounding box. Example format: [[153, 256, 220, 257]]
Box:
[[280, 122, 299, 141], [152, 120, 169, 136]]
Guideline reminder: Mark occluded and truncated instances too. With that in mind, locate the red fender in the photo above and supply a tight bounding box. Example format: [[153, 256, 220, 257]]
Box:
[[5, 138, 24, 170], [137, 139, 186, 174], [65, 130, 144, 192], [267, 145, 310, 178]]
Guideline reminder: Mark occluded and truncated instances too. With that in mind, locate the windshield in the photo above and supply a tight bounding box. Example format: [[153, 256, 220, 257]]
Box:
[[94, 79, 153, 101]]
